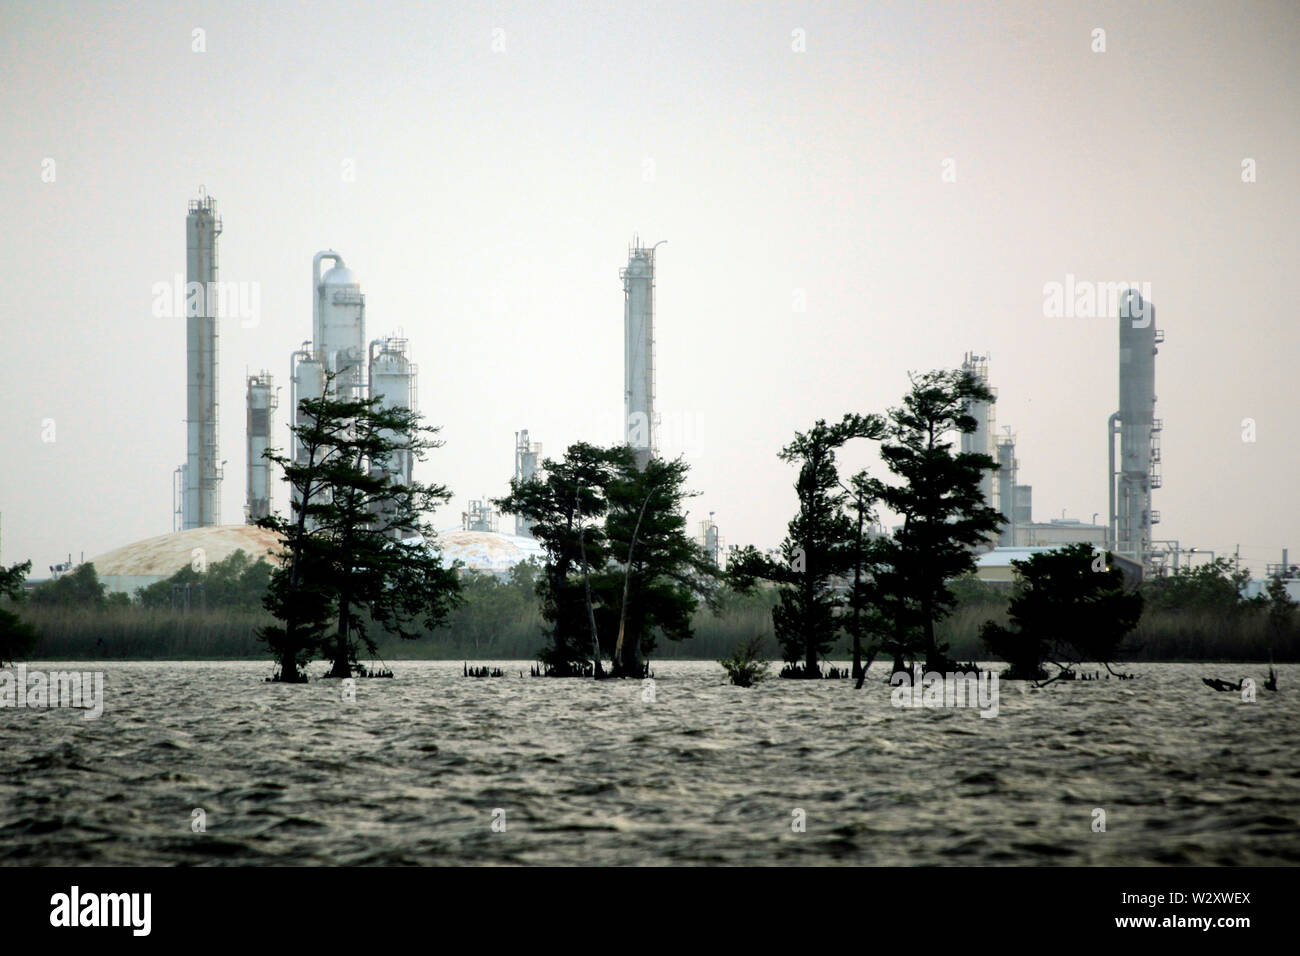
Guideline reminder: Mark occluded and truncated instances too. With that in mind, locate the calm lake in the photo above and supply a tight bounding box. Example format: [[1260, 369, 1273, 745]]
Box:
[[2, 660, 1297, 865]]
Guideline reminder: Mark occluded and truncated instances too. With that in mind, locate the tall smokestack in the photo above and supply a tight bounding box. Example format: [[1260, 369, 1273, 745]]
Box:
[[622, 238, 661, 469], [183, 193, 222, 529]]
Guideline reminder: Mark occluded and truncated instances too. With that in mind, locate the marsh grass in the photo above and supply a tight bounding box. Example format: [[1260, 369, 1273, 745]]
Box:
[[1130, 607, 1299, 661], [13, 593, 1298, 663], [21, 605, 271, 659]]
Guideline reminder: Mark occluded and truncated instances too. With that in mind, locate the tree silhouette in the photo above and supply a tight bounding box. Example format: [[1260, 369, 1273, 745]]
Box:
[[981, 543, 1142, 682], [0, 561, 39, 666], [871, 369, 1002, 673], [729, 414, 885, 676], [259, 374, 460, 681]]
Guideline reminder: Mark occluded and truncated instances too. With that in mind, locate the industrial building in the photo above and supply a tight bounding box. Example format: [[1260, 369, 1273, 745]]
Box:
[[1108, 289, 1163, 572], [960, 352, 997, 537], [176, 193, 224, 530], [959, 353, 1039, 552], [1017, 518, 1107, 548], [1242, 551, 1300, 602], [288, 251, 417, 529], [960, 347, 1120, 574], [244, 371, 276, 522], [974, 544, 1142, 590], [994, 431, 1018, 546], [698, 514, 724, 568], [513, 430, 541, 537], [462, 499, 499, 533], [107, 197, 285, 595], [75, 195, 1194, 600], [366, 336, 418, 536], [956, 291, 1164, 580], [98, 204, 432, 599], [622, 238, 662, 469]]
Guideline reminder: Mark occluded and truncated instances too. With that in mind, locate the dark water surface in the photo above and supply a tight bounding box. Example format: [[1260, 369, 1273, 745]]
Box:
[[2, 661, 1297, 865]]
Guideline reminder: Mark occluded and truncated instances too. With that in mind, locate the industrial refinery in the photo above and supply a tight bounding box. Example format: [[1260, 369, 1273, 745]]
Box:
[[86, 195, 557, 589], [96, 211, 688, 588], [64, 190, 1258, 596], [6, 0, 1298, 895], [287, 251, 418, 528], [957, 292, 1166, 580]]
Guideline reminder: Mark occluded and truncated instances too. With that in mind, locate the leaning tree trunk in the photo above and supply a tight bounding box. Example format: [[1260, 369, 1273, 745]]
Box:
[[618, 616, 640, 676], [614, 480, 660, 678], [855, 646, 877, 690]]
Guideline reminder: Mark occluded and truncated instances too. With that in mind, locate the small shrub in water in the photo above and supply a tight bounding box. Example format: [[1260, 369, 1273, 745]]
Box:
[[720, 637, 770, 688]]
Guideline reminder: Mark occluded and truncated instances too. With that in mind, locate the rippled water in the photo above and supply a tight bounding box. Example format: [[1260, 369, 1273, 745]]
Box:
[[2, 661, 1297, 865]]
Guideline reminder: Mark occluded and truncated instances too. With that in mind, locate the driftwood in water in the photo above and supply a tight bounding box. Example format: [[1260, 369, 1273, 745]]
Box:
[[1201, 677, 1243, 693]]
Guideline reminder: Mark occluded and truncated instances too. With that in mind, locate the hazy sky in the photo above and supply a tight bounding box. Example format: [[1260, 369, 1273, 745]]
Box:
[[1, 0, 1297, 576]]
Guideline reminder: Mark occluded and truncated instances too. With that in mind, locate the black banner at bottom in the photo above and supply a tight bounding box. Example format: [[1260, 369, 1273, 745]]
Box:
[[0, 865, 1284, 942]]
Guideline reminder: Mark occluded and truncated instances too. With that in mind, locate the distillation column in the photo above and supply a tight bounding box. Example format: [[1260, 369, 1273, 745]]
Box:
[[290, 251, 366, 515], [960, 352, 997, 547], [367, 337, 416, 537], [368, 338, 416, 484], [996, 435, 1018, 546], [245, 372, 277, 522], [313, 251, 366, 401], [514, 430, 541, 537], [622, 239, 662, 469], [183, 194, 223, 529], [1109, 290, 1162, 567]]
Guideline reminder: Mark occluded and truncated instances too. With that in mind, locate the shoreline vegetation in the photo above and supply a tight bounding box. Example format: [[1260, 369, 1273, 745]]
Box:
[[12, 587, 1298, 663], [5, 369, 1296, 676]]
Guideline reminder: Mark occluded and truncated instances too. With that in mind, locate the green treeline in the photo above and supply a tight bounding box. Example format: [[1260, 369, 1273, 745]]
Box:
[[6, 557, 1297, 662], [3, 363, 1298, 670]]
